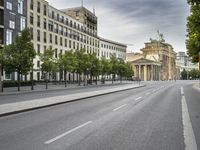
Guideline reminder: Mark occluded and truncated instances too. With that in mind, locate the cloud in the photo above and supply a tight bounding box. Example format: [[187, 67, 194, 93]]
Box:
[[47, 0, 190, 52]]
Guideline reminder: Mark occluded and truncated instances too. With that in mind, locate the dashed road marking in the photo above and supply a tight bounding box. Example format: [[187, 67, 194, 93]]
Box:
[[113, 104, 127, 111], [45, 121, 92, 144]]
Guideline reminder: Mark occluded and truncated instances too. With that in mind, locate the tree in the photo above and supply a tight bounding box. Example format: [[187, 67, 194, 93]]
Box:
[[188, 69, 200, 79], [39, 46, 58, 89], [186, 0, 200, 62], [88, 53, 101, 85], [74, 49, 89, 86], [124, 62, 134, 79], [58, 50, 77, 87], [100, 57, 111, 84], [3, 28, 36, 91], [110, 55, 119, 83], [181, 69, 188, 80]]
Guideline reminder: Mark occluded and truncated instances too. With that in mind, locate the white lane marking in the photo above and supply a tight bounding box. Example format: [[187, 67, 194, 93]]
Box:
[[182, 96, 198, 150], [45, 121, 92, 144], [135, 97, 142, 101], [181, 87, 184, 95], [113, 104, 127, 111]]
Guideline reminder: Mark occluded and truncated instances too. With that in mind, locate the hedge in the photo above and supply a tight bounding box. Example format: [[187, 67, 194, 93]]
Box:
[[3, 80, 36, 88]]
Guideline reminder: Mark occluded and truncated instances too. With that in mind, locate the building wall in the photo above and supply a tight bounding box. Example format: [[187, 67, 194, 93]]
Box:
[[176, 52, 198, 78], [141, 41, 176, 80], [99, 38, 126, 60], [3, 0, 27, 80]]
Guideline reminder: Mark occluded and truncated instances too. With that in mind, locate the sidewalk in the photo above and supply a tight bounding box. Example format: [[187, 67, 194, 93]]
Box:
[[0, 83, 145, 116], [0, 80, 140, 95]]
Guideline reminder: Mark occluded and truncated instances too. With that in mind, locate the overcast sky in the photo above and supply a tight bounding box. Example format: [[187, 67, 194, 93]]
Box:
[[47, 0, 190, 53]]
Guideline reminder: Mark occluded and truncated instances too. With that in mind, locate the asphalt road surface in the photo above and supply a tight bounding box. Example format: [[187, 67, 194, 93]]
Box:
[[0, 81, 199, 150]]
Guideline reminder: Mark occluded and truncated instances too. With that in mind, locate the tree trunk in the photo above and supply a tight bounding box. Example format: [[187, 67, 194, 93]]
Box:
[[17, 71, 21, 91], [31, 69, 34, 90], [78, 73, 81, 86], [64, 70, 67, 87]]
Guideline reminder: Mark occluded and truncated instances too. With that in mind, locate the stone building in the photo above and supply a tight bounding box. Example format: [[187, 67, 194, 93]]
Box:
[[128, 40, 176, 81]]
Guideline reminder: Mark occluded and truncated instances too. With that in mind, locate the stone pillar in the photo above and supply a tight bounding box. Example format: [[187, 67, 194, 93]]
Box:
[[144, 65, 147, 81], [139, 65, 141, 80], [151, 65, 153, 81]]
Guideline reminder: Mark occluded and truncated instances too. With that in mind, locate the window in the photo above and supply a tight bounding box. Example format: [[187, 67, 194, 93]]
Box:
[[6, 2, 12, 10], [37, 61, 40, 68], [49, 34, 52, 43], [37, 15, 40, 27], [9, 21, 15, 29], [20, 17, 26, 31], [55, 35, 57, 44], [30, 13, 34, 25], [44, 32, 46, 43], [60, 37, 62, 46], [43, 5, 47, 16], [30, 0, 33, 10], [43, 18, 47, 29], [37, 2, 40, 13], [18, 0, 23, 14], [37, 44, 40, 54], [6, 30, 12, 45], [37, 30, 40, 41]]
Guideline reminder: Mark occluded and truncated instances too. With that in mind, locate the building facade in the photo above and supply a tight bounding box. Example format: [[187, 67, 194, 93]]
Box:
[[1, 0, 26, 80], [176, 51, 199, 79], [25, 0, 126, 81], [99, 37, 126, 60], [128, 40, 176, 81]]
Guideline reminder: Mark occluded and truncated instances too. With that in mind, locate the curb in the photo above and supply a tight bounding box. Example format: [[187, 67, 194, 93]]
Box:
[[0, 82, 134, 96], [0, 84, 146, 117]]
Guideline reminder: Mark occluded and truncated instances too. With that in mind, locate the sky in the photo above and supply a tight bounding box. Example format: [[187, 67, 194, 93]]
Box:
[[47, 0, 190, 53]]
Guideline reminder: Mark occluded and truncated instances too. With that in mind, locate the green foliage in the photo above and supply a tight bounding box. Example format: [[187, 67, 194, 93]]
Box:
[[100, 57, 111, 76], [39, 46, 58, 74], [3, 80, 36, 88], [186, 1, 200, 62], [181, 69, 187, 80], [3, 28, 36, 75], [59, 50, 77, 73]]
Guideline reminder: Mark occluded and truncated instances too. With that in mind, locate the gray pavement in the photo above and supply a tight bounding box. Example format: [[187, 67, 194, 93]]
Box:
[[0, 81, 199, 150]]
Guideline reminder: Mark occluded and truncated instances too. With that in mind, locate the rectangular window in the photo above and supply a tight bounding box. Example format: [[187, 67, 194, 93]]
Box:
[[30, 0, 33, 10], [6, 30, 12, 45], [37, 2, 40, 13], [43, 18, 47, 29], [55, 35, 57, 45], [60, 37, 62, 46], [37, 61, 40, 68], [30, 12, 34, 25], [6, 2, 12, 10], [20, 17, 26, 31], [44, 32, 46, 43], [37, 30, 40, 41], [37, 15, 40, 27], [9, 21, 15, 29], [18, 0, 23, 14], [43, 5, 47, 16], [37, 44, 40, 54], [49, 34, 52, 43]]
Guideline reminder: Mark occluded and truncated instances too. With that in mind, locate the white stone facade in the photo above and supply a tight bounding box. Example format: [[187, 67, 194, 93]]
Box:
[[26, 0, 127, 81]]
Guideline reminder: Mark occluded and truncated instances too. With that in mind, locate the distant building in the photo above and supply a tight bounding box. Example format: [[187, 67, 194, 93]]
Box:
[[127, 39, 176, 81], [176, 51, 198, 79]]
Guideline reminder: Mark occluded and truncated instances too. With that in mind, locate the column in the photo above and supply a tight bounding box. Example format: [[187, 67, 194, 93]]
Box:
[[151, 65, 153, 81], [139, 65, 141, 80], [144, 65, 147, 81]]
